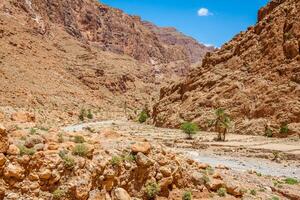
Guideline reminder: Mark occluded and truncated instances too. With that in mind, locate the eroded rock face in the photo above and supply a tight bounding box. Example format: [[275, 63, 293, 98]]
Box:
[[153, 0, 300, 136], [0, 0, 212, 117]]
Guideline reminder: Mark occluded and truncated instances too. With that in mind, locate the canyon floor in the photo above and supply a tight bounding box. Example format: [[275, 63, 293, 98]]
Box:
[[61, 118, 300, 199], [1, 109, 300, 200]]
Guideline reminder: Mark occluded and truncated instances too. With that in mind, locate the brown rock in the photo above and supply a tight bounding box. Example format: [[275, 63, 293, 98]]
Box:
[[136, 152, 153, 167], [11, 112, 35, 123], [47, 142, 59, 150], [283, 39, 299, 59], [7, 145, 20, 155], [111, 188, 131, 200], [25, 135, 44, 148], [152, 0, 300, 138], [159, 166, 172, 177], [0, 153, 7, 166], [39, 169, 52, 180], [0, 124, 8, 154], [208, 179, 225, 191], [3, 163, 25, 180], [131, 142, 151, 154]]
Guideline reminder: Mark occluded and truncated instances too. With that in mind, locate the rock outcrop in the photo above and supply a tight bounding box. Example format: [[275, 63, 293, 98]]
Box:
[[153, 0, 300, 136], [0, 0, 212, 118], [143, 21, 215, 64]]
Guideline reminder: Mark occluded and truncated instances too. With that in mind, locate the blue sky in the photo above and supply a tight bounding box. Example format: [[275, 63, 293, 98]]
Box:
[[100, 0, 268, 47]]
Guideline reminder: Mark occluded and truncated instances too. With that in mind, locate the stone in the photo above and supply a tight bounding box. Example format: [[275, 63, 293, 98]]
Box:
[[131, 142, 151, 154], [25, 135, 44, 148], [34, 143, 45, 151], [11, 112, 35, 123], [191, 171, 207, 185], [283, 39, 299, 59], [136, 152, 153, 167], [3, 163, 25, 180], [198, 163, 209, 169], [0, 124, 8, 153], [39, 169, 52, 179], [0, 153, 7, 166], [7, 145, 20, 155], [112, 188, 131, 200], [47, 142, 59, 150], [159, 166, 172, 177], [208, 179, 225, 191]]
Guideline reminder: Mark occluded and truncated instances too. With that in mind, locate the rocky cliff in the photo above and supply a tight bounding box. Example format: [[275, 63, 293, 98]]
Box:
[[142, 21, 215, 64], [153, 0, 300, 137], [0, 0, 212, 118]]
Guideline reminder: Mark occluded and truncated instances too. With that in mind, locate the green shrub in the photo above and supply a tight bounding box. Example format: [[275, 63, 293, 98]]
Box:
[[86, 126, 96, 133], [58, 133, 64, 143], [284, 177, 298, 185], [39, 126, 49, 131], [271, 196, 280, 200], [111, 156, 123, 166], [265, 128, 273, 137], [59, 150, 76, 170], [145, 182, 160, 199], [182, 191, 192, 200], [74, 135, 85, 143], [63, 156, 75, 169], [180, 122, 199, 139], [30, 128, 37, 135], [280, 124, 289, 134], [205, 166, 214, 175], [217, 187, 226, 197], [72, 144, 88, 157], [87, 109, 93, 119], [123, 153, 136, 162], [201, 175, 210, 184], [79, 108, 86, 121], [53, 189, 65, 199], [18, 145, 36, 156], [250, 189, 257, 196], [138, 110, 149, 123]]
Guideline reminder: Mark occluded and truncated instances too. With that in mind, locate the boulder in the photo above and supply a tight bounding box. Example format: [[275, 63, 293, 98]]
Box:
[[11, 112, 35, 123], [0, 124, 8, 153], [25, 135, 45, 148], [136, 152, 153, 167], [112, 188, 131, 200], [131, 142, 151, 154], [159, 166, 172, 177], [208, 179, 225, 191], [3, 163, 25, 180], [39, 169, 52, 180], [7, 145, 20, 155], [0, 153, 6, 166]]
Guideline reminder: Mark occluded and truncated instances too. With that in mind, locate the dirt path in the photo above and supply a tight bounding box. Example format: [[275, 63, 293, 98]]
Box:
[[62, 120, 300, 179]]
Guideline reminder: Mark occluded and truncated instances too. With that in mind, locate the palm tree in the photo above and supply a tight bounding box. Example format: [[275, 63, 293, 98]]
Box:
[[213, 108, 231, 141]]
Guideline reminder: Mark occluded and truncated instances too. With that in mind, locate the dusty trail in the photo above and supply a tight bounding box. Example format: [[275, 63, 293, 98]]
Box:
[[62, 120, 300, 179]]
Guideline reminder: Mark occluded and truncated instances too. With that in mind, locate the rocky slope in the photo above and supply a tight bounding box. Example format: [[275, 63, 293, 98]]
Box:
[[0, 0, 212, 120], [0, 113, 299, 200], [153, 0, 300, 137], [142, 21, 215, 64]]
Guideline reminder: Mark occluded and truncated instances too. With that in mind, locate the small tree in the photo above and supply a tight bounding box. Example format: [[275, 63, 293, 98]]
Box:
[[212, 108, 231, 141], [79, 108, 86, 121], [138, 110, 149, 123], [181, 122, 199, 139], [182, 191, 192, 200], [145, 182, 160, 200], [280, 124, 289, 135], [87, 109, 93, 119]]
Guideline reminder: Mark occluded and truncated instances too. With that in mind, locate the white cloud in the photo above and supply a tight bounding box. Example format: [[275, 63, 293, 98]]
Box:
[[197, 8, 212, 16], [204, 43, 214, 47]]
